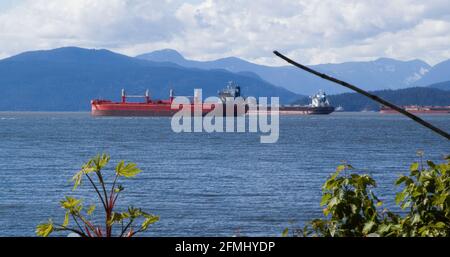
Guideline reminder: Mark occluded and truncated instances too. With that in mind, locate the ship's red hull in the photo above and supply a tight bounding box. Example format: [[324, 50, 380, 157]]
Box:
[[91, 100, 247, 117], [248, 106, 335, 115], [380, 106, 450, 114], [92, 100, 213, 117]]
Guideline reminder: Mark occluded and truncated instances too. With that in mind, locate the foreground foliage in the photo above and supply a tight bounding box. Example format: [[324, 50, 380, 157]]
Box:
[[287, 154, 450, 237], [36, 154, 159, 237]]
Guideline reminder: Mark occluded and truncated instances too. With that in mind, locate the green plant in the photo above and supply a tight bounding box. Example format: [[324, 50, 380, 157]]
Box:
[[36, 154, 159, 237], [289, 155, 450, 237], [382, 155, 450, 236], [299, 164, 386, 237]]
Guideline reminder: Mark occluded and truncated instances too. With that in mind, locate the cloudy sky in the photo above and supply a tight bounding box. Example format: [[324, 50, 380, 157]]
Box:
[[0, 0, 449, 66]]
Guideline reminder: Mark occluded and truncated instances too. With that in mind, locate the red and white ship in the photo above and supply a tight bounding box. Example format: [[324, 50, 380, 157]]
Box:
[[91, 83, 247, 117]]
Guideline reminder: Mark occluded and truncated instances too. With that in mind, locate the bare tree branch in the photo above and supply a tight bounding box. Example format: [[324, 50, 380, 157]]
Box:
[[273, 50, 450, 140]]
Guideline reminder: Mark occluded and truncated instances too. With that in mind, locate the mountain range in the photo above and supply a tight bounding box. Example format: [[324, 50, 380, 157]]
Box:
[[0, 47, 297, 111], [137, 49, 437, 95], [1, 46, 450, 111], [428, 80, 450, 91]]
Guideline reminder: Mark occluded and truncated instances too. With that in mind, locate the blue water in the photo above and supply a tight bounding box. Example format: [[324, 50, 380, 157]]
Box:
[[0, 112, 448, 236]]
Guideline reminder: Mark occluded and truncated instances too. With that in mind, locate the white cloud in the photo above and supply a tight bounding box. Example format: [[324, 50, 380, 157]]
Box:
[[0, 0, 449, 66]]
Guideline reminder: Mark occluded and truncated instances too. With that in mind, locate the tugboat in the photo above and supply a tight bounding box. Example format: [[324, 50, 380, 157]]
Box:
[[279, 90, 335, 115], [249, 90, 335, 115]]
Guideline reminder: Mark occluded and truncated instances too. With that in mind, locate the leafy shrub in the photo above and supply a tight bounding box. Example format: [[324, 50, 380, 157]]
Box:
[[36, 154, 159, 237], [384, 155, 450, 236], [288, 155, 450, 237]]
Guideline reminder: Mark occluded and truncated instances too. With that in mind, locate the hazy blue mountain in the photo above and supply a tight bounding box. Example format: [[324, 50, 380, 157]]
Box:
[[293, 87, 450, 111], [137, 49, 190, 66], [413, 59, 450, 87], [137, 49, 431, 95], [428, 80, 450, 91], [0, 47, 298, 111]]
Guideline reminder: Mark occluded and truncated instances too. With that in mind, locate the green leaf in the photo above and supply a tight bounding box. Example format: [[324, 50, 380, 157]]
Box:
[[412, 214, 421, 224], [435, 222, 446, 229], [60, 196, 82, 210], [336, 164, 346, 173], [71, 170, 83, 190], [320, 193, 332, 206], [114, 185, 124, 193], [427, 160, 436, 169], [395, 176, 408, 186], [329, 224, 336, 237], [71, 160, 96, 190], [401, 201, 411, 209], [377, 224, 391, 234], [432, 193, 447, 206], [93, 153, 110, 171], [410, 162, 419, 172], [281, 228, 289, 237], [116, 161, 142, 178], [123, 206, 143, 219], [87, 205, 96, 215], [323, 207, 330, 216], [108, 212, 124, 226], [328, 197, 338, 208], [36, 220, 54, 237], [62, 212, 70, 227], [395, 192, 405, 205], [350, 204, 358, 214], [141, 215, 160, 230], [363, 221, 375, 235]]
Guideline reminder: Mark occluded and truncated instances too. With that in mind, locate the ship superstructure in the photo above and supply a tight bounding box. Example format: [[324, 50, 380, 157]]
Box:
[[247, 90, 335, 115]]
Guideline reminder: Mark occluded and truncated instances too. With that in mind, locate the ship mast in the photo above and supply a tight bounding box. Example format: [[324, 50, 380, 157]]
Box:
[[120, 88, 151, 103]]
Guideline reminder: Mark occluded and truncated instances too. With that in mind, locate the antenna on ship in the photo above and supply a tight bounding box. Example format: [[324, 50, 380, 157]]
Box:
[[121, 88, 126, 103], [145, 89, 150, 103], [169, 89, 174, 103]]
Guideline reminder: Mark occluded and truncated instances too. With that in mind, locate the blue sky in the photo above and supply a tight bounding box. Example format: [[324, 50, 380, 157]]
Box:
[[0, 0, 449, 66], [0, 0, 19, 10]]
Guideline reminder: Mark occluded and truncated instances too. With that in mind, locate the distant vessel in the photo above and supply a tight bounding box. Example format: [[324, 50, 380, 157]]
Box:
[[380, 105, 450, 114], [335, 105, 344, 112], [249, 90, 335, 115], [91, 82, 247, 117]]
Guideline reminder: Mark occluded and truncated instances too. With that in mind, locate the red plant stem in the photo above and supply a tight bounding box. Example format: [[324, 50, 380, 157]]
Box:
[[85, 226, 93, 237], [76, 214, 99, 236], [94, 171, 113, 237], [96, 227, 103, 237], [85, 173, 107, 210]]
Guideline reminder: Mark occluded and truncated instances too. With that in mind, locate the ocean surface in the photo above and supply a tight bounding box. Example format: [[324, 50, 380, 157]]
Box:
[[0, 112, 448, 237]]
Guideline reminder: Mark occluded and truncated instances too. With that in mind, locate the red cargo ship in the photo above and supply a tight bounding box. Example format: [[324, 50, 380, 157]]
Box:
[[91, 83, 247, 117], [380, 105, 450, 114], [91, 89, 209, 116]]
